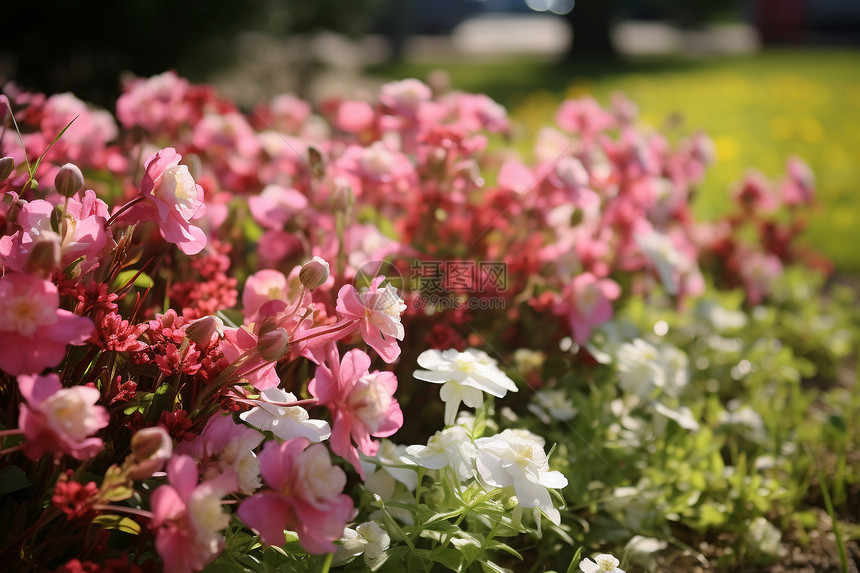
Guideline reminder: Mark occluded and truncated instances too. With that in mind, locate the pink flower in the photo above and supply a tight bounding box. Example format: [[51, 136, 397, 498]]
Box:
[[781, 156, 815, 206], [733, 170, 778, 213], [219, 326, 281, 391], [150, 455, 237, 573], [1, 192, 110, 274], [237, 439, 353, 554], [0, 272, 94, 375], [449, 92, 509, 133], [380, 79, 432, 116], [177, 414, 265, 495], [241, 269, 292, 323], [128, 426, 173, 480], [17, 373, 109, 461], [739, 250, 782, 305], [555, 97, 614, 138], [247, 184, 309, 230], [332, 142, 418, 200], [336, 276, 406, 363], [336, 100, 375, 133], [192, 112, 261, 180], [116, 71, 195, 133], [255, 92, 312, 134], [498, 160, 539, 195], [309, 347, 403, 477], [38, 93, 120, 172], [132, 147, 207, 255], [561, 273, 621, 346]]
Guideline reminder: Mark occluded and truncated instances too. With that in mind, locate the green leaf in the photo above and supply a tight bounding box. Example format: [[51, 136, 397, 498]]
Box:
[[92, 514, 141, 535], [217, 309, 243, 328], [111, 269, 154, 291], [368, 546, 409, 572], [426, 548, 464, 570], [30, 116, 79, 177], [0, 465, 31, 494], [486, 540, 523, 560], [480, 560, 513, 573], [828, 414, 846, 434], [565, 547, 583, 573]]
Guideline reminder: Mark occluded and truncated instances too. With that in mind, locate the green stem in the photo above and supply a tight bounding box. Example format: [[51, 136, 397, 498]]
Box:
[[813, 465, 849, 573], [105, 195, 145, 228], [91, 504, 155, 520], [319, 552, 333, 573], [0, 444, 24, 456], [60, 195, 70, 242]]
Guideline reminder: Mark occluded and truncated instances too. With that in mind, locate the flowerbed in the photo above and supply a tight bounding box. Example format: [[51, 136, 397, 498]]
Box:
[[0, 73, 857, 572]]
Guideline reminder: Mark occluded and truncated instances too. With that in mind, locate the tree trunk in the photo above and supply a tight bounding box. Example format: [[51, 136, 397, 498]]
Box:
[[564, 0, 617, 58]]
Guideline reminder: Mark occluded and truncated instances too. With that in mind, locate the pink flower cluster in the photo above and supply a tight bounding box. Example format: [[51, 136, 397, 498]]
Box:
[[0, 71, 826, 572]]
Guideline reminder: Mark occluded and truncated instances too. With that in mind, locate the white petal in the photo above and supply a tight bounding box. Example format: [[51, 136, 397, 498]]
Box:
[[416, 349, 447, 369], [413, 369, 452, 383], [539, 470, 568, 489]]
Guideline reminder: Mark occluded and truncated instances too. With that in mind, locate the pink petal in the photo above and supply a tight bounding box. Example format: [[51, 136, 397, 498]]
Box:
[[167, 455, 199, 501], [150, 485, 185, 527], [238, 493, 294, 546], [336, 284, 364, 319]]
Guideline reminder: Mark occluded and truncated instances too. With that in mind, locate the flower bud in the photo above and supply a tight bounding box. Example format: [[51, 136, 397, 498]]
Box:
[[128, 426, 173, 480], [308, 145, 325, 178], [25, 231, 61, 278], [54, 163, 85, 198], [299, 256, 330, 290], [186, 315, 224, 348], [0, 156, 14, 182], [257, 327, 290, 362]]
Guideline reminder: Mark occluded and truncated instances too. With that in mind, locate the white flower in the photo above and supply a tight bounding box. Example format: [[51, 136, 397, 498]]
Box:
[[359, 442, 418, 525], [650, 401, 700, 432], [579, 553, 625, 573], [474, 429, 567, 525], [405, 425, 477, 481], [217, 430, 264, 495], [616, 339, 689, 400], [657, 343, 689, 398], [616, 339, 664, 399], [334, 527, 365, 565], [357, 521, 390, 559], [512, 348, 545, 374], [239, 387, 331, 442], [635, 230, 687, 295], [624, 535, 667, 569], [697, 300, 747, 331], [360, 440, 418, 492], [334, 521, 391, 565], [718, 404, 769, 444], [746, 516, 783, 557], [528, 388, 578, 423], [414, 348, 518, 425]]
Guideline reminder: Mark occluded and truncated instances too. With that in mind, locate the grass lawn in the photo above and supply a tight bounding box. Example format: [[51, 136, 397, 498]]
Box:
[[370, 48, 860, 272]]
